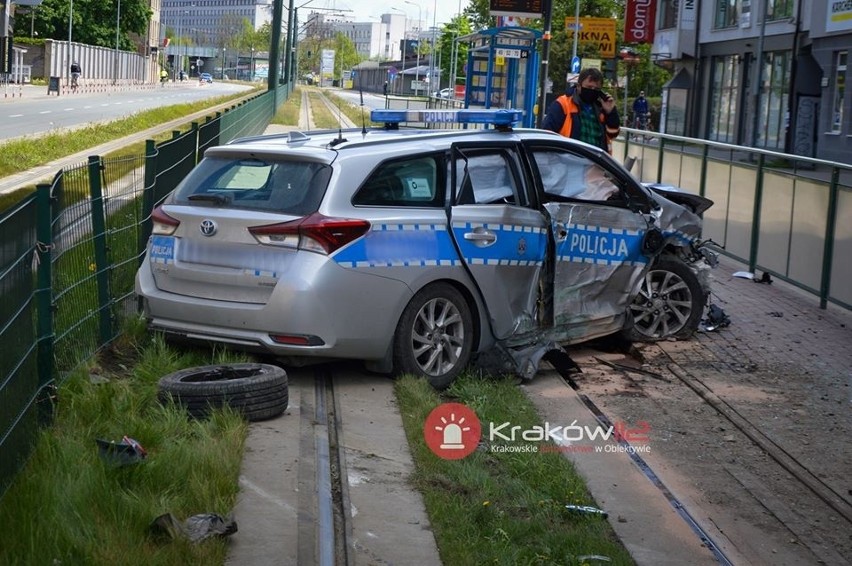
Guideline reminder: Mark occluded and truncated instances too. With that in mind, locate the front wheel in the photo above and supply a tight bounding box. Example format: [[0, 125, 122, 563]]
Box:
[[393, 283, 474, 390], [624, 258, 705, 341]]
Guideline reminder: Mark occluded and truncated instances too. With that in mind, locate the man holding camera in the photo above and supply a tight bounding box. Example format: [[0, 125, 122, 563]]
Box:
[[542, 67, 620, 154]]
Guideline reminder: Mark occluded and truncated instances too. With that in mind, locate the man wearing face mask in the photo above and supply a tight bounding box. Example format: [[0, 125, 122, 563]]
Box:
[[542, 67, 620, 153]]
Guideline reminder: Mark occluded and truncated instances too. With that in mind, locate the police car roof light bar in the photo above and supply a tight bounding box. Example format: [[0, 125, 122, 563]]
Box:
[[370, 109, 524, 127]]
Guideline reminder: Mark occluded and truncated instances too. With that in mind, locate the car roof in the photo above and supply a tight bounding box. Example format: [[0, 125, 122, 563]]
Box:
[[223, 125, 566, 151]]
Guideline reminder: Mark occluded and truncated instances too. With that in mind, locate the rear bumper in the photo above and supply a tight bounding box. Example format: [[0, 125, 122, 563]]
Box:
[[135, 256, 412, 361]]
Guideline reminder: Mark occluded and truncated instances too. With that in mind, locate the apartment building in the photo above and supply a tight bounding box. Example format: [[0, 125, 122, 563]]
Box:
[[305, 11, 410, 61], [160, 0, 273, 46], [651, 0, 850, 162]]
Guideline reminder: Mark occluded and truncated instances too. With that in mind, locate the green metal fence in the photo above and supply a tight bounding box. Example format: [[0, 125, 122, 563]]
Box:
[[0, 83, 290, 500], [615, 130, 852, 311]]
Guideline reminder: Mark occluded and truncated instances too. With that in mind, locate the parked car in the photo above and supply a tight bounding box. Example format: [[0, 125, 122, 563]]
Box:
[[434, 87, 454, 99], [199, 72, 213, 83], [136, 109, 716, 389]]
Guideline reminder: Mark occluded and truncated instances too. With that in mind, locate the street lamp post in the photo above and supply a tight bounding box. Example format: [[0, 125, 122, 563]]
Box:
[[114, 0, 121, 85], [392, 7, 406, 94], [222, 47, 226, 80], [429, 0, 436, 95], [68, 0, 74, 83], [404, 0, 421, 95]]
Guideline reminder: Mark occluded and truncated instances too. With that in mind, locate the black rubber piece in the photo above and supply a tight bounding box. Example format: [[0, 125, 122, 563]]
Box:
[[158, 363, 289, 422]]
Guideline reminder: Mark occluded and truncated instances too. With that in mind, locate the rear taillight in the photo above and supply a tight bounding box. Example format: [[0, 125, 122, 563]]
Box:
[[248, 212, 370, 255], [152, 206, 180, 235]]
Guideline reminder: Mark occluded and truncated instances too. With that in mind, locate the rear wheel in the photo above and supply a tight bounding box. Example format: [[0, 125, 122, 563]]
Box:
[[625, 258, 705, 341], [393, 283, 473, 390]]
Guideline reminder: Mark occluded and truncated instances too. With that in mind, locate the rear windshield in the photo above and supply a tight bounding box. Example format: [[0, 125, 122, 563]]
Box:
[[171, 157, 331, 215]]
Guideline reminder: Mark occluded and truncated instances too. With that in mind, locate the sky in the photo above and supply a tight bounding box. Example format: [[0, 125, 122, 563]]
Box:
[[306, 0, 472, 29]]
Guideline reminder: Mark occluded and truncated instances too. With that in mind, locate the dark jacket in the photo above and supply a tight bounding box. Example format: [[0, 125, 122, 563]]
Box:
[[542, 91, 620, 153]]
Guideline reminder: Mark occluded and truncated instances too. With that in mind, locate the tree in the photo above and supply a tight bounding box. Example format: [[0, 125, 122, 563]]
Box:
[[20, 0, 152, 52], [332, 32, 362, 77], [436, 15, 472, 85]]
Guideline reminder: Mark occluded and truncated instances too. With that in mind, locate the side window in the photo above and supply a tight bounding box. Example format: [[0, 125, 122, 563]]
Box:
[[353, 157, 440, 207], [531, 150, 620, 202], [454, 151, 526, 205]]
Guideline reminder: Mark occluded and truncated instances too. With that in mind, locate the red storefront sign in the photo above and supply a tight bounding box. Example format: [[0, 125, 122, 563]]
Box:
[[624, 0, 657, 44]]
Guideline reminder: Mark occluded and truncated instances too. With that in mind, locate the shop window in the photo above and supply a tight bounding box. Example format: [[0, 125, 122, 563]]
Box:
[[714, 0, 739, 29]]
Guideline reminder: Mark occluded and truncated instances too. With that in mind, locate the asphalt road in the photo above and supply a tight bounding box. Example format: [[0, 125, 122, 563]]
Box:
[[0, 82, 252, 142]]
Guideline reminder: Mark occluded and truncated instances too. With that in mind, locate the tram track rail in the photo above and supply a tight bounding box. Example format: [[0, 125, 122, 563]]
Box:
[[297, 370, 354, 566], [554, 340, 852, 565]]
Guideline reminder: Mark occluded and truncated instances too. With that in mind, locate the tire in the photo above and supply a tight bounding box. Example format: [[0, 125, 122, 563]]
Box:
[[393, 283, 474, 390], [158, 363, 288, 422], [624, 258, 705, 342]]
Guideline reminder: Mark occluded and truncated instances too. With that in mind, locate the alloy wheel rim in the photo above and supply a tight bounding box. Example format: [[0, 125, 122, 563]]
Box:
[[630, 269, 693, 338], [411, 297, 465, 376]]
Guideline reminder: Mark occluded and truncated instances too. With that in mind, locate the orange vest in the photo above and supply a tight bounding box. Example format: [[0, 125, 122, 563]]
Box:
[[555, 94, 618, 153]]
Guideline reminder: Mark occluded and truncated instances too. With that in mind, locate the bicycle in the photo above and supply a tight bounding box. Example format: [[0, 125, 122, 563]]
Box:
[[70, 73, 80, 93], [632, 113, 651, 141]]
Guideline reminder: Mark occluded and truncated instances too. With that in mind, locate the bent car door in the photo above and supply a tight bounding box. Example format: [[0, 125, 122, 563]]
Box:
[[525, 142, 654, 342], [448, 144, 548, 340]]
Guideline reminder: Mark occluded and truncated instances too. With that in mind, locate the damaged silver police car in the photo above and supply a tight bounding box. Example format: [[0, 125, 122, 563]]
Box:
[[136, 109, 716, 389]]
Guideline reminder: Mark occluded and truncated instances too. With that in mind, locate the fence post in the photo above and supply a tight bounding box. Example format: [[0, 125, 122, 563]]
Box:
[[698, 144, 709, 198], [656, 137, 665, 183], [139, 140, 157, 268], [35, 183, 56, 423], [191, 121, 201, 165], [87, 156, 114, 345], [819, 166, 840, 309], [748, 153, 766, 273]]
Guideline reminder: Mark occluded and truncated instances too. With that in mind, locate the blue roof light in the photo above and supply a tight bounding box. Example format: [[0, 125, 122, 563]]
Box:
[[371, 109, 523, 127]]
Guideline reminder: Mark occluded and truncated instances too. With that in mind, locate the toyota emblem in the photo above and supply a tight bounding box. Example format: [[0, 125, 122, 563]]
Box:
[[199, 219, 217, 236]]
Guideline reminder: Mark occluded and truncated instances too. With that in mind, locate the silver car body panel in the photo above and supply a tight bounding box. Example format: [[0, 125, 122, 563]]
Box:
[[136, 122, 713, 374], [546, 202, 651, 335]]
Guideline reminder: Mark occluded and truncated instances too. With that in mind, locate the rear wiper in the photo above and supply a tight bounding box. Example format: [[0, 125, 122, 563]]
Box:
[[188, 193, 229, 205]]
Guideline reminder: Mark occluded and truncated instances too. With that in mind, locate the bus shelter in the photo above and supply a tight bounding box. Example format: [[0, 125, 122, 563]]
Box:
[[455, 27, 541, 127]]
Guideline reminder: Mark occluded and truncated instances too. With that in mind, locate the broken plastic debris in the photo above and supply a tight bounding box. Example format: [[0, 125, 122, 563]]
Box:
[[565, 504, 608, 518], [96, 436, 147, 467], [701, 304, 731, 332], [151, 512, 238, 543], [577, 556, 612, 563], [732, 271, 754, 279], [754, 271, 773, 284]]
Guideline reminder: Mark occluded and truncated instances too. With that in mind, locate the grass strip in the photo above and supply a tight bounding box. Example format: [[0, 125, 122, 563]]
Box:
[[308, 90, 340, 129], [0, 319, 251, 565], [395, 374, 635, 565]]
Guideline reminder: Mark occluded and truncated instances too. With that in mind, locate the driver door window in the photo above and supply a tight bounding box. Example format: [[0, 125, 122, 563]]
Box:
[[453, 151, 526, 206], [531, 150, 620, 202]]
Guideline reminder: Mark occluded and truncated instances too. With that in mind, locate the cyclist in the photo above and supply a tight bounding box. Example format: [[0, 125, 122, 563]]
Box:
[[632, 91, 650, 130], [70, 62, 81, 91]]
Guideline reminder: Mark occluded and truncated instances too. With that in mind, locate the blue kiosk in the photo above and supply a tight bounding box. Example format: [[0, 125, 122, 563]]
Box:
[[456, 26, 541, 128]]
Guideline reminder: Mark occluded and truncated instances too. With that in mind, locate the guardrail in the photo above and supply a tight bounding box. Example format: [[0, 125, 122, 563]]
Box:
[[614, 129, 852, 311], [0, 82, 292, 501]]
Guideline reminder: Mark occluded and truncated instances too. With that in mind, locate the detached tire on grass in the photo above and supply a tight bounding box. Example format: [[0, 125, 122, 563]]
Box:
[[158, 363, 288, 422]]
